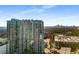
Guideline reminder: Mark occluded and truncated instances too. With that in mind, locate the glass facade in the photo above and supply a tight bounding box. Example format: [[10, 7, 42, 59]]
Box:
[[7, 19, 44, 54]]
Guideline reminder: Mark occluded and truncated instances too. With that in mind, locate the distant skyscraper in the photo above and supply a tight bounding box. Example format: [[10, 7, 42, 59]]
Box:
[[7, 19, 44, 54]]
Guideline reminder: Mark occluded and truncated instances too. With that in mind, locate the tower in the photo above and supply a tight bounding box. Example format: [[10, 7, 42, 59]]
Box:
[[7, 19, 44, 54]]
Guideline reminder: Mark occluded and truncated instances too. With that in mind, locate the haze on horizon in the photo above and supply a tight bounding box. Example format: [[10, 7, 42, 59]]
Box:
[[0, 5, 79, 27]]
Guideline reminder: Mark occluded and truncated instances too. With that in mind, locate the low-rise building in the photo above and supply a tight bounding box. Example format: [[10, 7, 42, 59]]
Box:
[[55, 35, 79, 53]]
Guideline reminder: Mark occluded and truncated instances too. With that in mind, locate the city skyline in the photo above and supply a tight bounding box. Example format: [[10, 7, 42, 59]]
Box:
[[0, 5, 79, 27]]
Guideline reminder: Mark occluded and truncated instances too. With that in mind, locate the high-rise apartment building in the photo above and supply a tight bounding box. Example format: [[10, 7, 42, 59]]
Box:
[[7, 19, 44, 54]]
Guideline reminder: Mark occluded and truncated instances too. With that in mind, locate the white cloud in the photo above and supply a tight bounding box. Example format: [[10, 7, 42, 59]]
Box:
[[48, 15, 79, 26], [53, 15, 79, 21], [14, 5, 56, 15], [19, 9, 44, 14], [42, 5, 56, 9], [0, 20, 6, 27]]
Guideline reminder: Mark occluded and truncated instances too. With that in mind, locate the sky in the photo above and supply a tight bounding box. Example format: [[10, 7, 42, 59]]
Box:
[[0, 5, 79, 27]]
